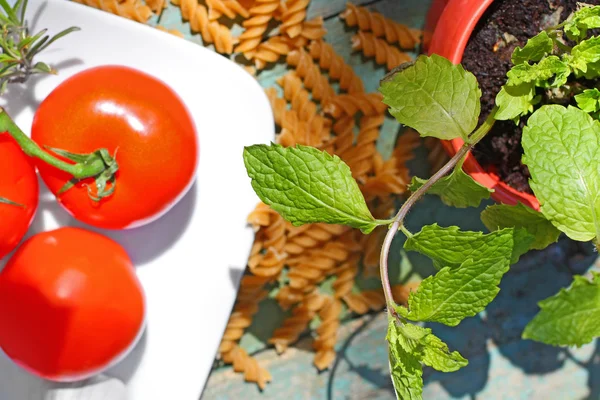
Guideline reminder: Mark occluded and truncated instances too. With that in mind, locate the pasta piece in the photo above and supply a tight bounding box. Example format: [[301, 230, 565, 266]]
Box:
[[331, 255, 359, 300], [277, 73, 330, 146], [340, 3, 420, 49], [253, 36, 295, 69], [171, 0, 237, 54], [300, 16, 327, 41], [269, 291, 326, 353], [285, 223, 349, 255], [222, 345, 272, 389], [313, 296, 342, 371], [265, 87, 328, 147], [362, 226, 386, 278], [145, 0, 166, 13], [286, 49, 335, 102], [323, 92, 387, 118], [235, 0, 280, 57], [280, 0, 310, 38], [308, 40, 365, 93], [207, 0, 249, 20], [392, 281, 420, 305], [351, 31, 412, 71], [156, 25, 185, 38], [343, 288, 386, 315], [75, 0, 152, 22]]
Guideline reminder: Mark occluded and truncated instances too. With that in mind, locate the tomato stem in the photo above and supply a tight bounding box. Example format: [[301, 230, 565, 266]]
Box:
[[0, 107, 119, 201], [0, 196, 24, 207]]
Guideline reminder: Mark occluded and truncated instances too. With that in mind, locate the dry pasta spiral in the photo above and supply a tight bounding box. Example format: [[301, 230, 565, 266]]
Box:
[[235, 0, 280, 57], [343, 288, 386, 315], [75, 0, 152, 22], [222, 345, 272, 390], [351, 31, 412, 71], [331, 255, 359, 299], [286, 49, 335, 102], [308, 40, 365, 93], [207, 0, 249, 20], [145, 0, 166, 14], [323, 92, 387, 119], [284, 223, 349, 255], [269, 291, 326, 353], [340, 3, 420, 49], [313, 296, 342, 370], [156, 25, 184, 38], [280, 0, 310, 38], [171, 0, 237, 54], [253, 36, 295, 69]]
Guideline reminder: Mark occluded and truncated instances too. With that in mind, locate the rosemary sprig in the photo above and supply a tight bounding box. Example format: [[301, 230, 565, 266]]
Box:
[[0, 0, 79, 94]]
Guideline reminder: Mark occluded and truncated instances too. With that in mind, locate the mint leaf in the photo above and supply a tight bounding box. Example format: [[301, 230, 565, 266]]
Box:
[[568, 36, 600, 75], [244, 144, 379, 233], [420, 332, 468, 372], [481, 203, 561, 250], [575, 88, 600, 113], [522, 105, 600, 242], [523, 273, 600, 347], [405, 232, 513, 326], [409, 167, 492, 208], [387, 320, 423, 400], [404, 225, 516, 269], [495, 82, 537, 121], [506, 56, 570, 87], [394, 322, 430, 353], [380, 54, 481, 141], [564, 5, 600, 42], [511, 31, 553, 65], [510, 228, 535, 263]]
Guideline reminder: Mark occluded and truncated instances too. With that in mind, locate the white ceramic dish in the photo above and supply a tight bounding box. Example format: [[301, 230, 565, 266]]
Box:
[[0, 0, 274, 398]]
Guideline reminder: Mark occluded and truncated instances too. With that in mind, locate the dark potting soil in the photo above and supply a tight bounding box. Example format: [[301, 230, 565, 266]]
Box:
[[461, 0, 599, 194]]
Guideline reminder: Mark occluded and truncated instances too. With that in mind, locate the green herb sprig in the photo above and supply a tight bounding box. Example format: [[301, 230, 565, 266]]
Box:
[[242, 4, 600, 398], [0, 0, 79, 94]]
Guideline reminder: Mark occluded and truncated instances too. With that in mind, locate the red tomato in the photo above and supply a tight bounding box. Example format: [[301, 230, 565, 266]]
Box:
[[0, 135, 38, 259], [0, 227, 145, 381], [32, 65, 198, 229]]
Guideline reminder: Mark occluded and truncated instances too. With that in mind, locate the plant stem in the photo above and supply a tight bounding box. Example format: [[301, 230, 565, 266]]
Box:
[[0, 108, 106, 179], [379, 109, 498, 314]]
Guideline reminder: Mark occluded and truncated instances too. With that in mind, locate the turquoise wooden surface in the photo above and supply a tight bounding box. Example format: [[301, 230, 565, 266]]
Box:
[[149, 0, 600, 398]]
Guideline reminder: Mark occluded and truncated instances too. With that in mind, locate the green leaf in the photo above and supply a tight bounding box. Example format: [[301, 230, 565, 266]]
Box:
[[481, 203, 561, 250], [511, 31, 553, 65], [523, 273, 600, 347], [404, 232, 513, 326], [243, 144, 380, 233], [0, 196, 24, 207], [568, 36, 600, 74], [404, 225, 516, 269], [409, 166, 492, 208], [494, 82, 536, 121], [387, 320, 423, 400], [506, 56, 570, 87], [575, 88, 600, 113], [564, 5, 600, 42], [420, 332, 468, 372], [522, 105, 600, 242], [379, 54, 481, 141]]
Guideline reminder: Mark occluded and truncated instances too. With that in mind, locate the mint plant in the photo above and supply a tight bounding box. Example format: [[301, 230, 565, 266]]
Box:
[[243, 4, 600, 398]]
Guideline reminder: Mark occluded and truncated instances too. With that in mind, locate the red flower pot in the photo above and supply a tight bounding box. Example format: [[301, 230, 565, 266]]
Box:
[[425, 0, 540, 210]]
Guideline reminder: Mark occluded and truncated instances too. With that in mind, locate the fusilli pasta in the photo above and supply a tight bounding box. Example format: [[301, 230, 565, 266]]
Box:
[[156, 25, 185, 37], [74, 0, 152, 22], [171, 0, 237, 54], [280, 0, 310, 38], [145, 0, 166, 14], [313, 296, 342, 370], [207, 0, 249, 20], [323, 92, 387, 119], [222, 345, 272, 390], [286, 49, 335, 102], [351, 31, 412, 71], [340, 3, 421, 49], [235, 0, 280, 57], [308, 40, 365, 93]]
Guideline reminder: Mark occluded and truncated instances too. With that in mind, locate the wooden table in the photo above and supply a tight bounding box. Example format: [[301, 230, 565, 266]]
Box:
[[153, 0, 600, 398]]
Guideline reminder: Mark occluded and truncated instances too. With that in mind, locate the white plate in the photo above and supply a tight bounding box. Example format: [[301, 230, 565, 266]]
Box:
[[0, 0, 274, 398]]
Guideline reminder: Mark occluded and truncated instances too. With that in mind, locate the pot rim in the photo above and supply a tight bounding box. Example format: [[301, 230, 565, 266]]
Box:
[[427, 0, 540, 210]]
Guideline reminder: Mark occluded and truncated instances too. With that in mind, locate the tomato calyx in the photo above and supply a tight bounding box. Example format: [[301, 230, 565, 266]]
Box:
[[0, 107, 120, 202], [0, 196, 24, 208], [48, 147, 119, 201]]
